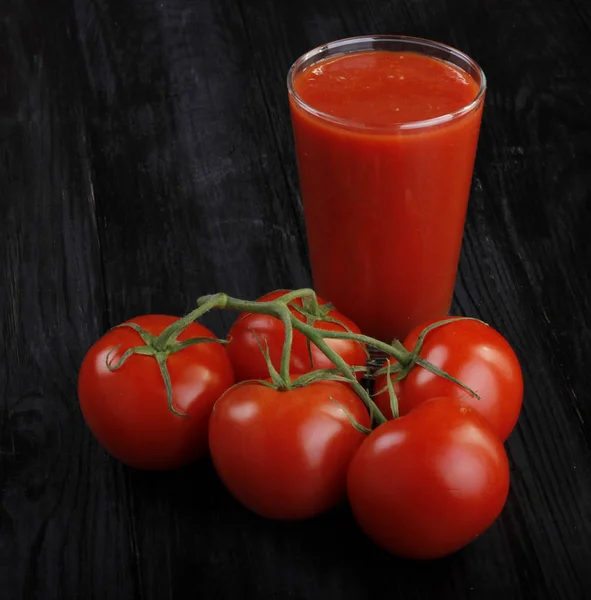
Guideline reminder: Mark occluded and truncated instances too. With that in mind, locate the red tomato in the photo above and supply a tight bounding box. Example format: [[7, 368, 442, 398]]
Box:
[[209, 380, 370, 519], [226, 290, 367, 382], [374, 318, 523, 440], [347, 397, 510, 559], [78, 315, 234, 470]]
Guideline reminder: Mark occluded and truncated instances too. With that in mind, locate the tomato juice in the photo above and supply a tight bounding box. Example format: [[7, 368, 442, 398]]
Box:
[[288, 37, 485, 342]]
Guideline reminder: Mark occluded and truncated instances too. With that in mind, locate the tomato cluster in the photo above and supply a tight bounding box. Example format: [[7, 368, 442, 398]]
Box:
[[78, 289, 522, 560]]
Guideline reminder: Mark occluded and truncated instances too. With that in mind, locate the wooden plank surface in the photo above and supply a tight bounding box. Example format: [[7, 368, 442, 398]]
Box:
[[1, 0, 590, 598]]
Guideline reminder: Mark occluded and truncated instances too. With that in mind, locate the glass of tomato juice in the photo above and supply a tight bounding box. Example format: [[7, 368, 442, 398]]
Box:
[[287, 35, 486, 342]]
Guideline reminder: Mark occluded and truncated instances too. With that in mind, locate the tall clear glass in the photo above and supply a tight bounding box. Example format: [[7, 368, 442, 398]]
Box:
[[287, 35, 486, 342]]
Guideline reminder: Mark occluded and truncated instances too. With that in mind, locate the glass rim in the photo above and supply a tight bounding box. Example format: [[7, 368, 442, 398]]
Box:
[[287, 34, 487, 132]]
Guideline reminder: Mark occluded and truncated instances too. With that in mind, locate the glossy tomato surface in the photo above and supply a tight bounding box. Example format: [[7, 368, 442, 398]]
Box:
[[78, 315, 235, 470], [209, 379, 370, 519], [226, 290, 367, 382], [347, 397, 510, 559], [374, 318, 523, 440]]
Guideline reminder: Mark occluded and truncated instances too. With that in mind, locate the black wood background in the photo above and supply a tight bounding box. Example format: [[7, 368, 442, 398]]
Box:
[[2, 0, 591, 598]]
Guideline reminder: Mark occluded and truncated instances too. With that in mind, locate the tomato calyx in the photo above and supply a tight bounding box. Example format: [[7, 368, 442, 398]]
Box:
[[249, 314, 368, 400], [328, 395, 373, 435], [249, 330, 293, 391], [373, 318, 485, 406], [104, 296, 228, 417]]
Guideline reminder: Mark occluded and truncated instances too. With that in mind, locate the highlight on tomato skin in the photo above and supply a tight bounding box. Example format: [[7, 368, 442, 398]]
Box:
[[373, 317, 523, 441], [225, 289, 368, 383], [208, 379, 371, 520], [347, 396, 510, 560], [77, 315, 235, 471]]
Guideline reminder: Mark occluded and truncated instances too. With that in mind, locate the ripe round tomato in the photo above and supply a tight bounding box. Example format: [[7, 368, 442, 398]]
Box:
[[78, 315, 234, 470], [226, 290, 367, 382], [347, 397, 510, 559], [209, 380, 370, 519], [374, 318, 523, 440]]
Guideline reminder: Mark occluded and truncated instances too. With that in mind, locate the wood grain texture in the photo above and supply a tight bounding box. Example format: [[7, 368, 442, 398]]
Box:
[[1, 0, 590, 598]]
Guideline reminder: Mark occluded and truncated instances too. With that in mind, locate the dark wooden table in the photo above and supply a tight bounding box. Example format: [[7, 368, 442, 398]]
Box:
[[2, 0, 591, 598]]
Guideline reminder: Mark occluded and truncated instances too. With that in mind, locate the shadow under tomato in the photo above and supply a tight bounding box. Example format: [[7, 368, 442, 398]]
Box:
[[248, 499, 465, 593], [120, 455, 484, 600], [125, 454, 233, 509]]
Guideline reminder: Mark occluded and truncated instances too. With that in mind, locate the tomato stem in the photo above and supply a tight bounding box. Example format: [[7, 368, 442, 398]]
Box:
[[197, 292, 389, 425], [153, 293, 227, 351], [277, 304, 295, 387], [272, 288, 318, 304], [384, 360, 400, 419], [254, 334, 287, 389], [289, 318, 386, 425], [193, 291, 482, 427]]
